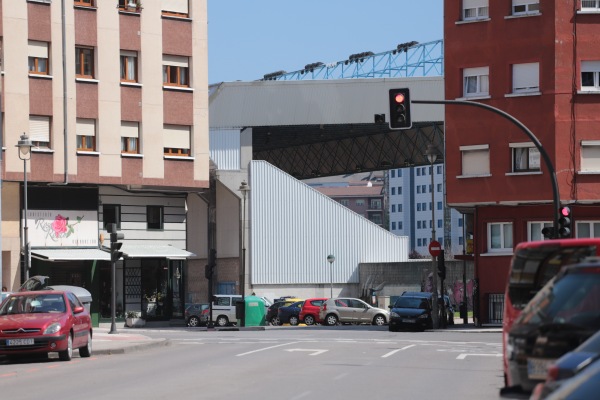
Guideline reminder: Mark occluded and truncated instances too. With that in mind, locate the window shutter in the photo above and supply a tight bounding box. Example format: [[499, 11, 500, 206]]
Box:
[[462, 148, 490, 175], [581, 144, 600, 171], [463, 66, 489, 78], [121, 121, 139, 138], [464, 0, 488, 8], [513, 63, 539, 91], [76, 118, 96, 136], [163, 55, 189, 68], [581, 61, 600, 72], [162, 0, 188, 14], [29, 116, 50, 142], [28, 41, 48, 59], [513, 0, 537, 5], [163, 125, 190, 149]]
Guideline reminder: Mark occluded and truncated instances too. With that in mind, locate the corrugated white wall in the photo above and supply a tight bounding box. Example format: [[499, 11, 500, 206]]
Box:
[[250, 161, 409, 285], [209, 128, 241, 170]]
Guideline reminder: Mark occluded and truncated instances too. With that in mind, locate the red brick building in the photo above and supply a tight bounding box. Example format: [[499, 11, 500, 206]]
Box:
[[443, 0, 600, 323]]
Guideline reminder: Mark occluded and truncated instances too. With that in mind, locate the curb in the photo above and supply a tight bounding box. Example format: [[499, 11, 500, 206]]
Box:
[[93, 338, 171, 355]]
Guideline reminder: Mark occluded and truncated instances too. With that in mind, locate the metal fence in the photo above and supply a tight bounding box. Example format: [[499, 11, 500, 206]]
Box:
[[487, 293, 504, 324]]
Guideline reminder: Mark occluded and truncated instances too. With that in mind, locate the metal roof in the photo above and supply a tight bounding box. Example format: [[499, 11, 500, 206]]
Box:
[[31, 245, 195, 261]]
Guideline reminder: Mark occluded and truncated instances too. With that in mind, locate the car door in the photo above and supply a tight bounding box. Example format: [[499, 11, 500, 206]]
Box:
[[349, 299, 371, 323], [66, 293, 87, 347], [335, 299, 353, 322]]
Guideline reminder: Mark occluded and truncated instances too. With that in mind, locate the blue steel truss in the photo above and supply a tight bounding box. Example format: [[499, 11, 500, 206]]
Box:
[[261, 39, 443, 81]]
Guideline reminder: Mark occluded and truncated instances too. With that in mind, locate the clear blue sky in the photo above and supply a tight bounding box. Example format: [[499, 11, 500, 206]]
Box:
[[208, 0, 444, 84]]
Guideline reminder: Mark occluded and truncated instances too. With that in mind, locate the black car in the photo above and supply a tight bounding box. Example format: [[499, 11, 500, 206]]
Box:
[[388, 296, 433, 331], [506, 259, 600, 393], [185, 303, 209, 327], [266, 299, 301, 325], [277, 301, 304, 325], [401, 291, 455, 326]]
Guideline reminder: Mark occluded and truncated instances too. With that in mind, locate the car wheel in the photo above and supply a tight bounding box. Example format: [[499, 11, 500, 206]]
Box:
[[270, 316, 281, 326], [372, 314, 386, 326], [289, 316, 299, 326], [59, 334, 73, 361], [79, 331, 92, 358], [304, 315, 315, 325], [216, 316, 229, 327], [325, 314, 338, 326], [188, 316, 201, 327]]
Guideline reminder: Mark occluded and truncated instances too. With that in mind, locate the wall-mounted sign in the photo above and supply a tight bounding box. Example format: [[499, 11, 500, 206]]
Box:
[[26, 210, 99, 247]]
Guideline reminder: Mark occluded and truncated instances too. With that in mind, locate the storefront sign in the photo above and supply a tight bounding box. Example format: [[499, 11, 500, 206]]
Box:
[[26, 210, 99, 247]]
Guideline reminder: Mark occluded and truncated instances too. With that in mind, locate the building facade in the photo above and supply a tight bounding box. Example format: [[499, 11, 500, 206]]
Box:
[[1, 0, 209, 325], [444, 0, 600, 323]]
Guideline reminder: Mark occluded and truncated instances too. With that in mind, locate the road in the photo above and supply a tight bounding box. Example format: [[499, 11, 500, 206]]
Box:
[[0, 326, 503, 399]]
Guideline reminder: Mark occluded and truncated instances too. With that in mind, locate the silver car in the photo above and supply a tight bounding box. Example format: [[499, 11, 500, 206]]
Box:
[[319, 297, 389, 326]]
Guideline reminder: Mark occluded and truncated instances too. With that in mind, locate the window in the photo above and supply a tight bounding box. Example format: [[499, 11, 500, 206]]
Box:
[[511, 143, 540, 172], [103, 205, 121, 230], [512, 63, 539, 93], [163, 124, 190, 156], [581, 141, 600, 172], [422, 167, 426, 175], [416, 168, 420, 176], [417, 203, 422, 211], [438, 220, 443, 228], [512, 0, 540, 15], [74, 0, 94, 6], [28, 41, 49, 75], [118, 0, 141, 11], [459, 237, 464, 245], [355, 199, 364, 206], [391, 204, 396, 213], [120, 51, 138, 83], [437, 183, 442, 192], [391, 187, 396, 195], [398, 221, 403, 229], [581, 61, 600, 92], [340, 199, 350, 206], [458, 219, 463, 227], [398, 204, 402, 212], [391, 222, 396, 230], [398, 169, 402, 177], [460, 144, 490, 176], [163, 55, 189, 87], [121, 121, 139, 154], [370, 214, 382, 225], [488, 222, 513, 252], [75, 47, 94, 78], [429, 202, 432, 211], [529, 221, 552, 241], [417, 238, 422, 247], [29, 116, 51, 149], [463, 67, 489, 97], [437, 165, 442, 174], [147, 206, 164, 230], [582, 1, 600, 11], [76, 118, 96, 151], [370, 199, 382, 209], [463, 0, 489, 20], [417, 221, 422, 229], [417, 186, 421, 194], [390, 170, 395, 178], [422, 185, 427, 193], [437, 201, 443, 210], [162, 0, 189, 17], [398, 187, 402, 195], [428, 184, 432, 193], [576, 221, 600, 238]]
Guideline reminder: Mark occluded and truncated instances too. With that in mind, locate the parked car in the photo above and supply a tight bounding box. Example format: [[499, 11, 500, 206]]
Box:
[[531, 358, 600, 400], [277, 300, 304, 325], [185, 303, 209, 327], [501, 238, 600, 391], [210, 294, 242, 327], [1, 292, 11, 303], [319, 297, 389, 326], [299, 297, 328, 325], [505, 259, 600, 393], [0, 290, 93, 361], [530, 330, 600, 400], [266, 298, 303, 325], [388, 295, 433, 331], [401, 291, 454, 326]]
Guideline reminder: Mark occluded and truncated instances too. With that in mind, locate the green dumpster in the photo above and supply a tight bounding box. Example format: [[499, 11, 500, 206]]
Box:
[[244, 295, 266, 326]]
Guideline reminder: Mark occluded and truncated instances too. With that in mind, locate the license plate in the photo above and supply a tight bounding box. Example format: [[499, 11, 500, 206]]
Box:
[[7, 338, 34, 346], [527, 357, 554, 380], [401, 319, 416, 323]]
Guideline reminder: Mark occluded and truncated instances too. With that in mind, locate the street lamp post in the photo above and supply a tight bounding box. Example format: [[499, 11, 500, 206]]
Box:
[[17, 133, 33, 282], [426, 144, 440, 329], [239, 180, 250, 328], [327, 254, 335, 298]]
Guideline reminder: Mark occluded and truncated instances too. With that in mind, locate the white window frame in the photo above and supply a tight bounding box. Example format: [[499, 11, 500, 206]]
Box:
[[512, 0, 540, 15], [463, 0, 489, 21], [528, 221, 552, 241], [576, 221, 600, 238], [581, 1, 600, 12], [460, 144, 490, 177], [487, 222, 513, 253], [581, 141, 600, 172], [463, 67, 489, 97], [510, 142, 540, 172], [581, 61, 600, 92], [512, 63, 539, 93]]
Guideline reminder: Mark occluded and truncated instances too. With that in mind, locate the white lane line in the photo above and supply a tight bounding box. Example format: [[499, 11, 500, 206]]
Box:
[[177, 342, 204, 345], [381, 344, 416, 358], [285, 349, 328, 356], [457, 353, 503, 360], [236, 341, 299, 357]]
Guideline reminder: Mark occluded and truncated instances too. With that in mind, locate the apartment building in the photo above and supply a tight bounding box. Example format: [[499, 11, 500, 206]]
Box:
[[1, 0, 209, 325]]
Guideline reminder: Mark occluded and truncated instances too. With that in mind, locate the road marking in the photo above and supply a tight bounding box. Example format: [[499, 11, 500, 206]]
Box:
[[381, 344, 416, 358], [456, 353, 502, 359], [285, 349, 328, 356], [236, 341, 299, 357]]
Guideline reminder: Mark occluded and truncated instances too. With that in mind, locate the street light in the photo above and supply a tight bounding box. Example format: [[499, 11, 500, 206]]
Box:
[[327, 254, 335, 298], [17, 133, 33, 281], [239, 180, 250, 328], [426, 143, 440, 329]]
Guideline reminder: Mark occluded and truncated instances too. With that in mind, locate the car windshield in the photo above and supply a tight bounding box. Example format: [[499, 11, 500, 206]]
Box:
[[0, 293, 66, 315], [394, 297, 427, 309], [516, 270, 600, 329]]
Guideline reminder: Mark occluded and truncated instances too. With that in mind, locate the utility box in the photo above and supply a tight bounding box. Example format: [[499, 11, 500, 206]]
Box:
[[243, 296, 266, 327]]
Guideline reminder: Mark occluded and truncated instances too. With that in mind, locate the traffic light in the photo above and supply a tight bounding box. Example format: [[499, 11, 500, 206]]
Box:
[[558, 206, 572, 238], [389, 88, 412, 130], [541, 226, 555, 239], [437, 250, 446, 280], [107, 223, 124, 263]]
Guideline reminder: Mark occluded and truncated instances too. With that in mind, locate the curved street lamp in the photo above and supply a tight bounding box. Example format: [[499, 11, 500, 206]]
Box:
[[239, 180, 250, 327], [425, 144, 440, 329], [17, 133, 33, 281], [327, 254, 335, 298]]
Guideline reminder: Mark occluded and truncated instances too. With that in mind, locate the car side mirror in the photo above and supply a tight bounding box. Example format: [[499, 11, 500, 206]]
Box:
[[73, 306, 85, 314]]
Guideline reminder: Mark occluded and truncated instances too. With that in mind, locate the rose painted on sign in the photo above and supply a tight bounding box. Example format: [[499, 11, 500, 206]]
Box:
[[35, 214, 84, 243], [52, 214, 68, 236]]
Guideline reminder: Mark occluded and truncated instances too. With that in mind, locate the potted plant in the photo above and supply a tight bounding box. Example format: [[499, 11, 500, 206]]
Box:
[[125, 310, 145, 328]]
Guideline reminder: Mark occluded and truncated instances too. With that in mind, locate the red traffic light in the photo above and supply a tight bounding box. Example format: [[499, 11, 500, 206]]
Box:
[[394, 93, 406, 103], [560, 206, 571, 217]]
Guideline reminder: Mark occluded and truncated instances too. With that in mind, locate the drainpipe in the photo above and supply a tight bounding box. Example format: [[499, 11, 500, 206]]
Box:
[[61, 0, 69, 184]]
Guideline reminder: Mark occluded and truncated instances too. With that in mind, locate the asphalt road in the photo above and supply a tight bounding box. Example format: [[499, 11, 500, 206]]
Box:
[[0, 326, 503, 399]]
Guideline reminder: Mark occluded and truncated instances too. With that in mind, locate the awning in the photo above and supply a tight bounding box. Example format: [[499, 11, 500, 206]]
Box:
[[32, 248, 111, 261], [120, 244, 195, 259]]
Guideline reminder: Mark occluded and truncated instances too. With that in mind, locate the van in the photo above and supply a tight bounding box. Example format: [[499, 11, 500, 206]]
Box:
[[210, 294, 242, 327], [501, 238, 600, 392]]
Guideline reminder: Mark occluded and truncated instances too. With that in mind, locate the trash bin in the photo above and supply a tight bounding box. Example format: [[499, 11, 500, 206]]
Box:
[[459, 302, 467, 319], [243, 296, 266, 327]]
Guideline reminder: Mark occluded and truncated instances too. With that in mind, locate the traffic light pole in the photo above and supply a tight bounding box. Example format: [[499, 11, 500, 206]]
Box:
[[413, 100, 561, 236], [106, 223, 124, 334]]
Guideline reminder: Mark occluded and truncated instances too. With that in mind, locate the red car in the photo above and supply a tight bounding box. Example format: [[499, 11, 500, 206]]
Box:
[[299, 297, 328, 325], [0, 290, 92, 361]]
